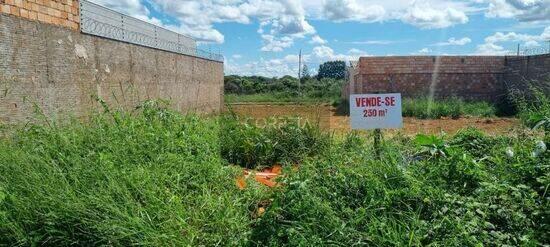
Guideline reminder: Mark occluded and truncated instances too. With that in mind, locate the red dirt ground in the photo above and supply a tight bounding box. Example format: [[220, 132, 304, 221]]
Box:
[[228, 103, 520, 136]]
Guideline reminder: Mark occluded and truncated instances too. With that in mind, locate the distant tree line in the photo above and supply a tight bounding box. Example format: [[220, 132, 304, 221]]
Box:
[[224, 61, 347, 99]]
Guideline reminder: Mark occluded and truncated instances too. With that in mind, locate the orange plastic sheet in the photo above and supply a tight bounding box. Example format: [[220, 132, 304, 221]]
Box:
[[236, 164, 282, 189]]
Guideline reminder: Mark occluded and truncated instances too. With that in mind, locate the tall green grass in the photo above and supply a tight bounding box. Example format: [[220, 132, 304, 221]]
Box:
[[402, 97, 496, 119], [251, 128, 549, 246], [516, 87, 550, 134], [220, 115, 330, 169], [0, 101, 264, 246], [1, 101, 548, 246]]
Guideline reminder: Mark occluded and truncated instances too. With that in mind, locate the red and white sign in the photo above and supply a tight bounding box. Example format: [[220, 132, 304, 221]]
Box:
[[350, 93, 403, 130]]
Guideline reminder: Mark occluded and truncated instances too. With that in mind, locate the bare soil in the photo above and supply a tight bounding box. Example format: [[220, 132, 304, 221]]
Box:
[[227, 103, 520, 136]]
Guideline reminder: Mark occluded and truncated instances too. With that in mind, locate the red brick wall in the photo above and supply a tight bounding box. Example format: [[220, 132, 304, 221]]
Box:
[[349, 56, 507, 101], [1, 0, 79, 30], [503, 54, 550, 96]]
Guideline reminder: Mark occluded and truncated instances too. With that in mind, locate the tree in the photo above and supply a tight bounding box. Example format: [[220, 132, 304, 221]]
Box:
[[317, 61, 346, 80], [301, 64, 311, 81]]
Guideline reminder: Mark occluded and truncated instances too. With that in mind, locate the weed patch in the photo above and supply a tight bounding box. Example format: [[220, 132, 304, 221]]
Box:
[[0, 101, 548, 246], [220, 115, 330, 169], [402, 97, 496, 119]]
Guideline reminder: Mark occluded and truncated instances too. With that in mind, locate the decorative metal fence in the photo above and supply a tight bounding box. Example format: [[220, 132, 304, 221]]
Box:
[[521, 47, 550, 56], [79, 0, 223, 62], [506, 46, 550, 56]]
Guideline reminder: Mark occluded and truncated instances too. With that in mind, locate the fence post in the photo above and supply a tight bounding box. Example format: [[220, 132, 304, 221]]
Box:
[[121, 15, 125, 40]]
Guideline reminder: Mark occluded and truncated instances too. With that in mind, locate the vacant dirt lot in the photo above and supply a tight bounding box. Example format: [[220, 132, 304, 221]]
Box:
[[228, 103, 520, 136]]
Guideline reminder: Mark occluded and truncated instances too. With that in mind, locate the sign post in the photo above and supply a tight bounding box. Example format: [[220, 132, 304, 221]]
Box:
[[350, 93, 403, 159], [374, 128, 382, 159]]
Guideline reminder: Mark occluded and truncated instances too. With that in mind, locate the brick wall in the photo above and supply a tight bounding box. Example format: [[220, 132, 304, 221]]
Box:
[[0, 13, 223, 124], [0, 0, 79, 30], [344, 56, 507, 101], [504, 54, 550, 86]]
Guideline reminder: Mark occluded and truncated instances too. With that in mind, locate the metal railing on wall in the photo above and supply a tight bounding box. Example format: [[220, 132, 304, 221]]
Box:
[[521, 47, 550, 56], [507, 46, 550, 56], [79, 0, 223, 62]]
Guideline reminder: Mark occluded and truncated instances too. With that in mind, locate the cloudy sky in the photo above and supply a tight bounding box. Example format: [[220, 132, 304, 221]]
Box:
[[90, 0, 549, 77]]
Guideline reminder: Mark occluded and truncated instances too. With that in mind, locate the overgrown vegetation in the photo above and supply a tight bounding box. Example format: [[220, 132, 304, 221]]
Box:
[[0, 101, 264, 246], [402, 97, 497, 119], [516, 87, 550, 133], [224, 93, 336, 104], [1, 98, 548, 246], [224, 75, 343, 103], [251, 128, 549, 246], [220, 116, 330, 169], [225, 61, 346, 104]]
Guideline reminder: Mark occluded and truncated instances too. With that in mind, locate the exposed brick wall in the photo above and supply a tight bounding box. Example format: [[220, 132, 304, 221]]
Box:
[[503, 54, 550, 94], [0, 0, 79, 30], [0, 14, 223, 124], [344, 56, 507, 101]]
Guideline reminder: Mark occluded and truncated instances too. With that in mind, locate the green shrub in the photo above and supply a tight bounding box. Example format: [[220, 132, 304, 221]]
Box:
[[251, 129, 548, 246], [224, 76, 343, 103], [220, 115, 330, 169], [517, 87, 550, 134], [402, 97, 496, 119]]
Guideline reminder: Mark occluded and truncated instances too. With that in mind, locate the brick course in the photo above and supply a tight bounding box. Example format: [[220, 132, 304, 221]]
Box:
[[345, 56, 507, 101], [503, 54, 550, 94], [1, 0, 79, 30]]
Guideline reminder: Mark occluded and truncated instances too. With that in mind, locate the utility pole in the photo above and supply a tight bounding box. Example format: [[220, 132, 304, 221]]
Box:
[[517, 43, 520, 56], [298, 49, 302, 84]]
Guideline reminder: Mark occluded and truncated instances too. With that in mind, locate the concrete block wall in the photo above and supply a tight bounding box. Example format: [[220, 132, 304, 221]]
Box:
[[344, 56, 506, 101], [0, 0, 79, 30], [0, 13, 224, 124]]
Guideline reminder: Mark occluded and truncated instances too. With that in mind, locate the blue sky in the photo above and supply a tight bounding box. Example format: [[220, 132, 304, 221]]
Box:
[[91, 0, 549, 77]]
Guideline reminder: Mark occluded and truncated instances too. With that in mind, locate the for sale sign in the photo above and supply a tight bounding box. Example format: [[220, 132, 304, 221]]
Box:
[[350, 93, 403, 130]]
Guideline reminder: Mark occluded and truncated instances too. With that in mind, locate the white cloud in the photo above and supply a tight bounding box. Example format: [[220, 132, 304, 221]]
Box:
[[401, 2, 469, 29], [312, 45, 359, 61], [232, 54, 243, 59], [323, 0, 386, 22], [475, 27, 549, 55], [89, 0, 483, 46], [348, 48, 367, 54], [486, 0, 550, 22], [91, 0, 317, 45], [475, 43, 510, 55], [89, 0, 544, 58], [416, 48, 432, 54], [260, 35, 294, 52], [543, 26, 550, 39], [309, 35, 328, 45], [225, 55, 301, 77], [433, 37, 472, 46], [484, 27, 550, 44], [245, 0, 316, 51], [228, 45, 360, 77], [524, 40, 540, 47]]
